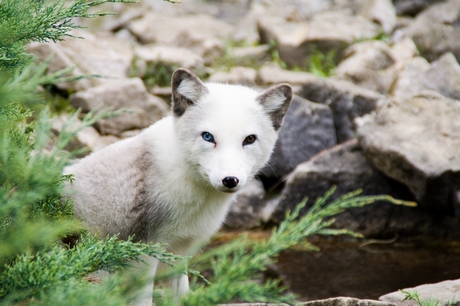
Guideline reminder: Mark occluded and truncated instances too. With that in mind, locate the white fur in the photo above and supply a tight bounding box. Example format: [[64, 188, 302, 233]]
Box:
[[64, 76, 290, 305]]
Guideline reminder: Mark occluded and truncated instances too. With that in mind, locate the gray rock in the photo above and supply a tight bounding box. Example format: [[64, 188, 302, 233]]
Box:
[[260, 95, 336, 181], [208, 67, 257, 87], [51, 114, 101, 156], [132, 44, 204, 80], [424, 52, 460, 100], [128, 13, 234, 59], [270, 139, 416, 237], [390, 57, 431, 98], [355, 93, 460, 211], [92, 135, 120, 152], [70, 78, 170, 136], [394, 0, 428, 17], [231, 45, 270, 66], [258, 11, 380, 67], [221, 297, 394, 306], [336, 41, 397, 94], [223, 179, 266, 230], [380, 279, 460, 306], [359, 0, 397, 34], [257, 65, 317, 86], [305, 297, 395, 306], [298, 78, 384, 143], [27, 30, 134, 92], [402, 0, 460, 62]]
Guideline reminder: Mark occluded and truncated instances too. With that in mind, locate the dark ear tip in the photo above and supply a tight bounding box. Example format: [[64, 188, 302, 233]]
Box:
[[277, 83, 293, 101]]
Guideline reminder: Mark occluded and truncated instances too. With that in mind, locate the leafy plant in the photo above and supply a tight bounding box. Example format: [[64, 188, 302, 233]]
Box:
[[308, 48, 336, 78]]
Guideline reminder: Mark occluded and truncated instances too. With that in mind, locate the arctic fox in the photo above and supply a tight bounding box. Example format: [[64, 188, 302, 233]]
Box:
[[64, 68, 292, 305]]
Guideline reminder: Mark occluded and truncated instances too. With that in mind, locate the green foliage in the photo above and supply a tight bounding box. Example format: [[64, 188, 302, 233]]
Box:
[[0, 0, 139, 71], [401, 290, 441, 306], [169, 187, 416, 306], [308, 48, 336, 78]]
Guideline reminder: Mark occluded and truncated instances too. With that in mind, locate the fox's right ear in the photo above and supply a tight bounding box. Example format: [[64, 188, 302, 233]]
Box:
[[171, 68, 208, 117]]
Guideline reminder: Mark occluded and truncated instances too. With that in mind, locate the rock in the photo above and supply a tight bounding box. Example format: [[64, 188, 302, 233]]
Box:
[[27, 30, 134, 92], [223, 179, 266, 230], [380, 279, 460, 306], [298, 78, 384, 143], [92, 135, 120, 152], [128, 13, 234, 58], [424, 52, 460, 100], [70, 78, 170, 136], [270, 139, 416, 237], [208, 67, 257, 86], [231, 45, 271, 66], [359, 0, 397, 34], [51, 114, 101, 157], [257, 11, 380, 67], [257, 65, 317, 86], [305, 297, 395, 306], [335, 41, 396, 94], [355, 93, 460, 211], [402, 0, 460, 62], [390, 38, 420, 70], [394, 0, 428, 17], [259, 95, 336, 182], [132, 44, 204, 80], [389, 57, 431, 98]]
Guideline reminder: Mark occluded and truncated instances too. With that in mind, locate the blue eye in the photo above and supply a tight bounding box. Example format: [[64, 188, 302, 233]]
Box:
[[202, 132, 215, 143]]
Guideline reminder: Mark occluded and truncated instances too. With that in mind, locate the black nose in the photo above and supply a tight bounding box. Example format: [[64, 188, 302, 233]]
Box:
[[222, 176, 239, 188]]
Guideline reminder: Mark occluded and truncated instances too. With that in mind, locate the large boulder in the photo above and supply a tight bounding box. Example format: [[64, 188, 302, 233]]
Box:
[[355, 93, 460, 212], [424, 52, 460, 100], [335, 40, 397, 94], [298, 78, 384, 143], [270, 139, 417, 237], [132, 44, 204, 83], [401, 0, 460, 62], [257, 11, 380, 67], [380, 279, 460, 306], [127, 14, 234, 59], [70, 78, 170, 136], [259, 95, 336, 182], [27, 30, 134, 92]]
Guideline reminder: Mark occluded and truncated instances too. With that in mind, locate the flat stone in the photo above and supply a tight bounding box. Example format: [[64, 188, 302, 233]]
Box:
[[27, 30, 134, 92], [402, 0, 460, 62], [355, 93, 460, 211], [336, 41, 397, 94], [209, 67, 257, 86], [132, 44, 204, 80], [380, 279, 460, 306], [257, 65, 317, 85], [70, 78, 170, 136], [424, 52, 460, 100], [258, 11, 380, 67], [128, 13, 234, 58], [359, 0, 397, 34]]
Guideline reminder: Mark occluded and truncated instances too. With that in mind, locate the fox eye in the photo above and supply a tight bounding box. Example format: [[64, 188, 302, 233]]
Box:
[[243, 135, 257, 146], [202, 132, 215, 143]]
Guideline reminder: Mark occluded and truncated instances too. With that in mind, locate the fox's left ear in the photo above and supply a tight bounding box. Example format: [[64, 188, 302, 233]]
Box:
[[171, 68, 208, 117], [257, 84, 292, 130]]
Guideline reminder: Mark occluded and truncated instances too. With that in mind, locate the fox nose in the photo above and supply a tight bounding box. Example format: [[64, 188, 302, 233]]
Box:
[[222, 176, 239, 188]]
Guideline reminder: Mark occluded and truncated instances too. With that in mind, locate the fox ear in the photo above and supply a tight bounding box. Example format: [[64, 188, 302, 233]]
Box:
[[171, 68, 208, 117], [257, 84, 292, 130]]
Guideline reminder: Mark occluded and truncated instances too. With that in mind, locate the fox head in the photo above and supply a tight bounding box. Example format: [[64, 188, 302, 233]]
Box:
[[171, 68, 292, 193]]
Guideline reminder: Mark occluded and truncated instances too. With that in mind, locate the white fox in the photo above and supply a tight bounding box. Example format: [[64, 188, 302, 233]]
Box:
[[64, 68, 292, 305]]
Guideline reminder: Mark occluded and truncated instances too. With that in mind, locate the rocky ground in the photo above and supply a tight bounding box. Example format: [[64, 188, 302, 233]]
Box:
[[29, 0, 460, 304]]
